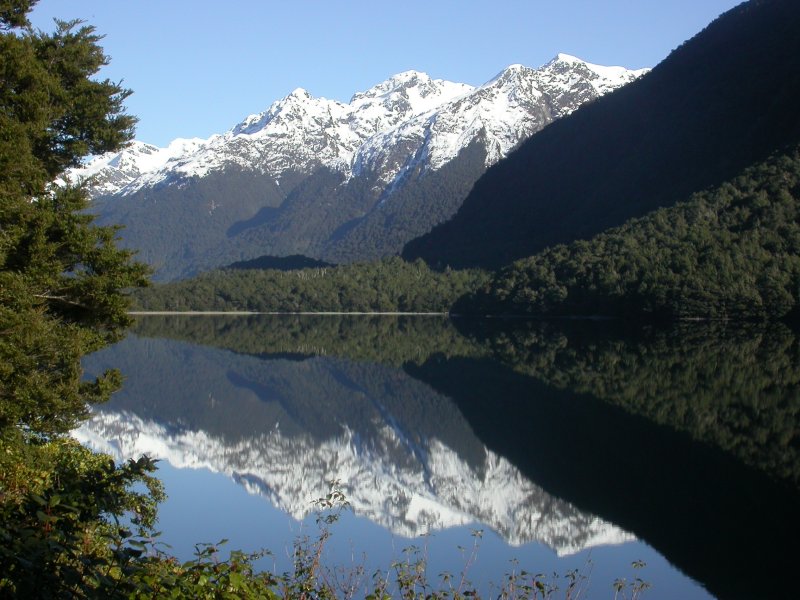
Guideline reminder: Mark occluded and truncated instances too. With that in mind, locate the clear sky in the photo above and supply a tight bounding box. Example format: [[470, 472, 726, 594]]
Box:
[[31, 0, 744, 147]]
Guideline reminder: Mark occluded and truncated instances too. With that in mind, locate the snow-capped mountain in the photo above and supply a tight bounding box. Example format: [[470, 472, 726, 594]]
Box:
[[76, 71, 474, 197], [80, 55, 647, 278], [353, 55, 646, 185], [75, 409, 633, 554], [73, 138, 206, 197], [78, 55, 643, 197]]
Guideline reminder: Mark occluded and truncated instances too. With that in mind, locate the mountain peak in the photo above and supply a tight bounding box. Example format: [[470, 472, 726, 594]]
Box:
[[389, 69, 429, 82], [229, 87, 338, 138], [485, 63, 538, 88], [350, 70, 435, 103], [346, 70, 473, 134], [552, 52, 585, 65], [287, 87, 312, 100], [535, 53, 649, 98]]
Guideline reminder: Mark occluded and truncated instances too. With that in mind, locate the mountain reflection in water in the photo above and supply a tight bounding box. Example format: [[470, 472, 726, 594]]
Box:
[[80, 315, 800, 600]]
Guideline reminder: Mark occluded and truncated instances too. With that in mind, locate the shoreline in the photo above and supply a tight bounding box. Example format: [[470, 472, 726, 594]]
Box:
[[129, 311, 449, 316]]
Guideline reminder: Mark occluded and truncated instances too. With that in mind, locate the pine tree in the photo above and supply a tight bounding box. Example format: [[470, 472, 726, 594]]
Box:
[[0, 5, 161, 595], [0, 2, 148, 435]]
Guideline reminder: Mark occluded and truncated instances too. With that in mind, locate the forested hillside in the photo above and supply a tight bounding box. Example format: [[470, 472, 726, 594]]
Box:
[[132, 257, 489, 313], [404, 0, 800, 269], [140, 147, 800, 321], [91, 167, 294, 279], [455, 147, 800, 319]]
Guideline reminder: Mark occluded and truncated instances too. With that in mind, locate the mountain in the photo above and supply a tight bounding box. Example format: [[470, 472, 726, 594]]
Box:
[[81, 72, 473, 197], [74, 56, 646, 279], [403, 0, 800, 269]]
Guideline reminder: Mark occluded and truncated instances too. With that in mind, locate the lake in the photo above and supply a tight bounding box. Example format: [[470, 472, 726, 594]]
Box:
[[79, 315, 800, 599]]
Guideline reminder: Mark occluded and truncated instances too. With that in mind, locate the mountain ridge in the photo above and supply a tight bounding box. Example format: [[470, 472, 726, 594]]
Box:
[[75, 55, 647, 279], [75, 55, 645, 197]]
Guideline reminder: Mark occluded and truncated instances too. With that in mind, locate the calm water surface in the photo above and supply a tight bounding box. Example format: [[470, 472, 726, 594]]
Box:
[[80, 315, 800, 600]]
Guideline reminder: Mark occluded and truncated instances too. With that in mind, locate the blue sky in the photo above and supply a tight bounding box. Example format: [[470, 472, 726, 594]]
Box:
[[31, 0, 743, 147]]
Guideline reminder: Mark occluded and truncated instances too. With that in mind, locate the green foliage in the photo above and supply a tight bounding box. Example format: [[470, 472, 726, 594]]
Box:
[[0, 18, 135, 196], [0, 437, 164, 598], [124, 545, 280, 600], [0, 1, 36, 30], [132, 256, 490, 314], [459, 147, 800, 320], [0, 5, 156, 597], [0, 11, 147, 435]]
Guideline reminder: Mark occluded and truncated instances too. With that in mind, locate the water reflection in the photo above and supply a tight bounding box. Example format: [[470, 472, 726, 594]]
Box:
[[80, 315, 800, 600], [81, 327, 631, 554]]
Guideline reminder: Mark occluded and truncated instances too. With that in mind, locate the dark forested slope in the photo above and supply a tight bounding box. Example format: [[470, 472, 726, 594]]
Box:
[[455, 147, 800, 319], [403, 0, 800, 269]]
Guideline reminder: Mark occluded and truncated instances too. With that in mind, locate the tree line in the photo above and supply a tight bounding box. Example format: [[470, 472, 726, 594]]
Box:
[[132, 256, 490, 314], [456, 147, 800, 320]]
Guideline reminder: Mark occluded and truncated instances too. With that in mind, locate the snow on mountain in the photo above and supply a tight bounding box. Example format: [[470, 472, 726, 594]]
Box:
[[538, 53, 648, 103], [353, 55, 648, 187], [75, 409, 634, 555], [71, 56, 646, 198], [67, 138, 207, 196], [348, 70, 474, 134], [72, 71, 473, 196]]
